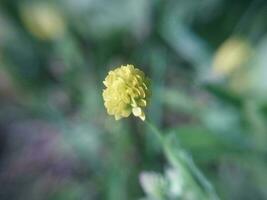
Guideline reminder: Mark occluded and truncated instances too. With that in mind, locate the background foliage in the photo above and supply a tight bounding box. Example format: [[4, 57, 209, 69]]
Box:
[[0, 0, 267, 199]]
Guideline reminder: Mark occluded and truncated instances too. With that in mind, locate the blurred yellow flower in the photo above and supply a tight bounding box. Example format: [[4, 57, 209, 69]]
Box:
[[213, 37, 252, 75], [20, 3, 65, 40], [103, 64, 150, 121]]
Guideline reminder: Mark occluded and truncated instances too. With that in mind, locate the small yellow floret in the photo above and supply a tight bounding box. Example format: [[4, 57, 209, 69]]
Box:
[[103, 64, 150, 121]]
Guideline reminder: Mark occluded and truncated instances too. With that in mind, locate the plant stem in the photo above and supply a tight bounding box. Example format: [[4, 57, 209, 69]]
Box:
[[145, 119, 220, 200]]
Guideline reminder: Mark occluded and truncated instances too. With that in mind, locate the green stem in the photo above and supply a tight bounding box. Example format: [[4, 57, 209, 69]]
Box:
[[145, 119, 164, 144], [145, 119, 220, 200]]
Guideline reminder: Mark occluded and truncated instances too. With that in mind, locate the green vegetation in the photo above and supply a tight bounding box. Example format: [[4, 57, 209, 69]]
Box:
[[0, 0, 267, 199]]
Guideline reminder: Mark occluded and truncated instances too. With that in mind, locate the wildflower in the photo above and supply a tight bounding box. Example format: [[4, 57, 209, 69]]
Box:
[[20, 3, 65, 40], [213, 37, 252, 75], [103, 64, 150, 121]]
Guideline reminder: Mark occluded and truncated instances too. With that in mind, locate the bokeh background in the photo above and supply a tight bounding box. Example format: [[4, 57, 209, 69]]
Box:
[[0, 0, 267, 199]]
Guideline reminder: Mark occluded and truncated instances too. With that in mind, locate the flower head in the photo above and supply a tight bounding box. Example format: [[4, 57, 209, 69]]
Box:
[[103, 64, 150, 121], [20, 3, 65, 40], [213, 37, 252, 75]]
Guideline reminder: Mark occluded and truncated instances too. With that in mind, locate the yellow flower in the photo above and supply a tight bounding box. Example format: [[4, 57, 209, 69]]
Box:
[[103, 64, 150, 121], [20, 3, 65, 40], [213, 37, 252, 75]]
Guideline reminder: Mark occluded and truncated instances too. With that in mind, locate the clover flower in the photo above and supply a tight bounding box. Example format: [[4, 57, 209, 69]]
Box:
[[213, 37, 252, 75], [20, 3, 65, 40], [103, 64, 150, 121]]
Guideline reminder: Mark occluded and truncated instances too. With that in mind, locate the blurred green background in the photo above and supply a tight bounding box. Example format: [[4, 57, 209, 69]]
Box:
[[0, 0, 267, 199]]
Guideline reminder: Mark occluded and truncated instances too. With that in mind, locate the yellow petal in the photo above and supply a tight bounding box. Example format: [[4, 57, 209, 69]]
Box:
[[138, 99, 146, 107], [115, 115, 122, 120], [132, 107, 142, 117], [139, 112, 145, 121]]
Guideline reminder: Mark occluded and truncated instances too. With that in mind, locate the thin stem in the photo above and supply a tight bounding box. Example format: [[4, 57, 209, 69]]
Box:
[[145, 119, 164, 144], [144, 119, 220, 200]]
